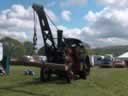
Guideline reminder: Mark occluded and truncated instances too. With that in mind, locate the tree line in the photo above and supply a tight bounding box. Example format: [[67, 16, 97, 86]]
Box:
[[93, 45, 128, 56], [0, 37, 44, 58], [0, 37, 93, 59]]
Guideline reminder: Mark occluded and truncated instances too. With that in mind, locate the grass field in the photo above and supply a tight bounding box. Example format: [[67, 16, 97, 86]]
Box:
[[0, 66, 128, 96]]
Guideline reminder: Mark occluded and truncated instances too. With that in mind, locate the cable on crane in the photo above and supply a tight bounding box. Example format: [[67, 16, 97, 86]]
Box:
[[33, 10, 38, 52], [45, 13, 59, 31], [45, 12, 66, 39]]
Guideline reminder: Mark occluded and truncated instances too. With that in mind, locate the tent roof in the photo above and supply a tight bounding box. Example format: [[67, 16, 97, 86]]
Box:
[[118, 52, 128, 58]]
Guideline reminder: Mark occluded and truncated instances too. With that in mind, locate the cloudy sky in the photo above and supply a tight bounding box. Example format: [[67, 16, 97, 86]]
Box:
[[0, 0, 128, 48]]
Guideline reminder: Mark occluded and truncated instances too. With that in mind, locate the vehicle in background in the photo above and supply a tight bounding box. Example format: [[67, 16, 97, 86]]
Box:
[[113, 59, 126, 68], [93, 55, 104, 66], [32, 55, 47, 63], [98, 54, 113, 68], [0, 43, 5, 75], [20, 55, 47, 64], [20, 55, 35, 63], [0, 43, 3, 62], [117, 52, 128, 67], [0, 67, 5, 75], [89, 55, 94, 67]]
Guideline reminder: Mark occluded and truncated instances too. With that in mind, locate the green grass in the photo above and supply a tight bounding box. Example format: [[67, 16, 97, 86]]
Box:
[[0, 66, 128, 96]]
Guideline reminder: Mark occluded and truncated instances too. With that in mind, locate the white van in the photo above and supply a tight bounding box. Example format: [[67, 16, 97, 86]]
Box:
[[0, 43, 3, 61], [89, 55, 95, 67]]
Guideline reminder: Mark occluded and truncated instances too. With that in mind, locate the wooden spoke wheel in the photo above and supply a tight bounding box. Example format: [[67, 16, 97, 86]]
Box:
[[79, 70, 87, 79], [40, 68, 51, 81], [65, 71, 71, 83]]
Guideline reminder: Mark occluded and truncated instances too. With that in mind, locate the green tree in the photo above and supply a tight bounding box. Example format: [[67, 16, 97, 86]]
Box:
[[38, 46, 45, 55], [85, 48, 94, 55], [0, 37, 25, 58], [23, 41, 34, 55]]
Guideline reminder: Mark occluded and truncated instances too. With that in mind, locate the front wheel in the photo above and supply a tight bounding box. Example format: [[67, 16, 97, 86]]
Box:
[[40, 68, 51, 81], [65, 70, 73, 83], [79, 71, 87, 80]]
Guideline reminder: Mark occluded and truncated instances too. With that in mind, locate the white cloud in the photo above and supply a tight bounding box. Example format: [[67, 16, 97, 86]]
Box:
[[46, 2, 128, 48], [97, 0, 128, 8], [0, 4, 57, 48], [0, 30, 27, 41], [84, 11, 97, 22], [83, 7, 128, 47], [61, 10, 72, 21], [1, 3, 128, 48]]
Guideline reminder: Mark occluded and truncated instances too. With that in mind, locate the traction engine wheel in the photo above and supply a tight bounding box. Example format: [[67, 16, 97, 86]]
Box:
[[79, 70, 87, 79], [65, 70, 72, 83], [40, 68, 51, 81]]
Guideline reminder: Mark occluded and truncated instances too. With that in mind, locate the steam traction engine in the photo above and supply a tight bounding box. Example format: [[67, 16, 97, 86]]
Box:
[[32, 4, 90, 83]]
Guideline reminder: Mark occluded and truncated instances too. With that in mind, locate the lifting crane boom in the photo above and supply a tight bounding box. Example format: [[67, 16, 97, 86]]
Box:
[[32, 4, 65, 63]]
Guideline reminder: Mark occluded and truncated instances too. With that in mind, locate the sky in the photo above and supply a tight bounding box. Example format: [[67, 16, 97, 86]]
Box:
[[0, 0, 128, 48]]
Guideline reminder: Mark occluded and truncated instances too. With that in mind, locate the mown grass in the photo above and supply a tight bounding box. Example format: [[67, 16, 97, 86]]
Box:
[[0, 66, 128, 96]]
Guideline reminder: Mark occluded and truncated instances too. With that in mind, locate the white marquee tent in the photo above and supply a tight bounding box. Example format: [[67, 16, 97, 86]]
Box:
[[118, 52, 128, 60]]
